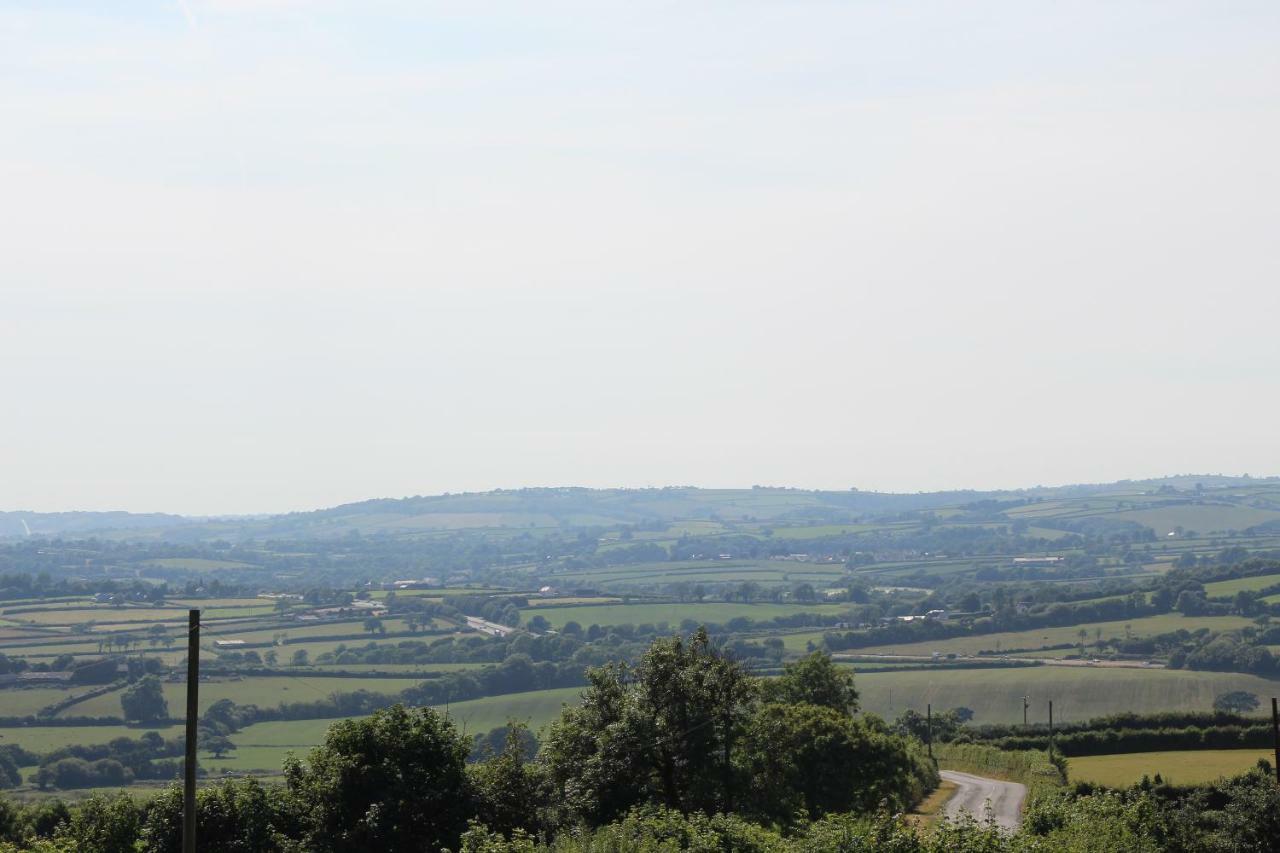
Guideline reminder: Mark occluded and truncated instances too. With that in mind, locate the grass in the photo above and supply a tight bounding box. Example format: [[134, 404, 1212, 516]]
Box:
[[908, 779, 958, 827], [933, 742, 1062, 797], [0, 724, 182, 752], [850, 614, 1254, 658], [520, 602, 847, 629], [65, 676, 428, 718], [214, 685, 589, 771], [1111, 505, 1280, 536], [1203, 574, 1280, 598], [0, 687, 91, 716], [853, 665, 1280, 725], [1068, 749, 1275, 788], [141, 558, 253, 570], [10, 608, 191, 626]]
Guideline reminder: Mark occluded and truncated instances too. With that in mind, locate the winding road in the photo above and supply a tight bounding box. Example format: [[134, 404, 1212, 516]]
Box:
[[939, 770, 1027, 830]]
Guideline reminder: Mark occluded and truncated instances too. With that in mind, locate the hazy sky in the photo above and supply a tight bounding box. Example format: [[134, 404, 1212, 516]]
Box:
[[3, 1, 1279, 515]]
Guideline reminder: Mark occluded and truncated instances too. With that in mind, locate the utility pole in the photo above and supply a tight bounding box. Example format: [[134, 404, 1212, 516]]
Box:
[[1048, 700, 1054, 762], [927, 703, 933, 760], [1272, 698, 1279, 785], [184, 609, 199, 853]]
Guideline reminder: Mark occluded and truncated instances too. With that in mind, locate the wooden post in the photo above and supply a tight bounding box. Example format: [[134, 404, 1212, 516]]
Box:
[[927, 704, 933, 760], [184, 609, 199, 853], [1048, 700, 1054, 762], [1272, 698, 1279, 785]]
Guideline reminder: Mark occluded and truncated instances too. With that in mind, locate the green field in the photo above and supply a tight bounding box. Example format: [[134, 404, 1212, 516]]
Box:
[[212, 685, 588, 772], [521, 602, 848, 629], [0, 724, 182, 752], [1068, 749, 1274, 787], [66, 676, 427, 718], [851, 614, 1253, 658], [0, 687, 94, 716], [853, 666, 1280, 725], [1110, 505, 1280, 536], [142, 558, 253, 570], [1203, 574, 1280, 598]]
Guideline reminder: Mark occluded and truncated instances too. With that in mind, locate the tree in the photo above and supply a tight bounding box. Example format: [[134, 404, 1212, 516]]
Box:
[[141, 778, 302, 853], [742, 703, 934, 824], [540, 628, 755, 824], [1214, 690, 1261, 715], [291, 649, 309, 666], [470, 723, 545, 837], [760, 651, 858, 714], [526, 615, 551, 633], [120, 675, 169, 723], [284, 704, 473, 853], [200, 730, 237, 759]]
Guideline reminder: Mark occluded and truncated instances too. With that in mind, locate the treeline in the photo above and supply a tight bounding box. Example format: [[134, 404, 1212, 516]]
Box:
[[954, 711, 1274, 758]]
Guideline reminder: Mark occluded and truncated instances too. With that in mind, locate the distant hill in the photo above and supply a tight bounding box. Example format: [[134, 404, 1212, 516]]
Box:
[[4, 475, 1277, 542], [0, 510, 190, 539]]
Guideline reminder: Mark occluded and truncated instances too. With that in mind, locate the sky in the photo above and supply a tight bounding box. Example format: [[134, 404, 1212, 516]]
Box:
[[3, 1, 1279, 515]]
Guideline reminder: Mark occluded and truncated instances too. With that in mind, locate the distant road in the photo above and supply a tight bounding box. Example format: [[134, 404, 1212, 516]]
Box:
[[465, 616, 515, 637], [939, 770, 1026, 830]]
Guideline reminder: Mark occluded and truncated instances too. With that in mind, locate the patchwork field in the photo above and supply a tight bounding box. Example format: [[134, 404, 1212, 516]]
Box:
[[522, 601, 848, 629], [852, 666, 1280, 725], [1068, 749, 1275, 787], [1203, 574, 1280, 598], [849, 614, 1254, 658], [208, 685, 589, 772], [64, 676, 428, 718]]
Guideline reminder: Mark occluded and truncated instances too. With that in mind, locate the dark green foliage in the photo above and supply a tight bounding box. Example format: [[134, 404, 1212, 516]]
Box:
[[140, 779, 303, 853], [541, 629, 756, 824], [283, 703, 473, 853], [1211, 691, 1259, 715], [119, 675, 169, 723], [55, 793, 142, 853], [759, 652, 858, 714], [470, 724, 546, 838], [0, 752, 20, 790], [741, 703, 935, 823]]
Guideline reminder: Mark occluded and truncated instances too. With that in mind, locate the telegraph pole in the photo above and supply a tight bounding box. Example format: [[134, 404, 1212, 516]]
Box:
[[1048, 700, 1054, 762], [926, 703, 933, 760], [184, 609, 199, 853], [1272, 698, 1279, 784]]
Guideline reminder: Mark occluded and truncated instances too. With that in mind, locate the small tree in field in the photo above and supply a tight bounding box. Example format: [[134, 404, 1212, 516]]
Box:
[[1214, 690, 1260, 715]]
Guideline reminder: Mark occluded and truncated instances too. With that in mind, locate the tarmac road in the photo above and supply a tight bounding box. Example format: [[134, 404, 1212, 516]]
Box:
[[939, 770, 1027, 830]]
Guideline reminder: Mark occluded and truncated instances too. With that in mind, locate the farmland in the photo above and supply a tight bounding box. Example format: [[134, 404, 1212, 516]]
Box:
[[5, 477, 1280, 798], [846, 614, 1255, 658], [1068, 749, 1276, 787], [852, 666, 1280, 725], [521, 601, 848, 629]]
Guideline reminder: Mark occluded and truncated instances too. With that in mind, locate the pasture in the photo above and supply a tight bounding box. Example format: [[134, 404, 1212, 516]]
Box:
[[521, 601, 848, 629], [852, 665, 1280, 725], [848, 614, 1253, 658], [65, 675, 428, 718], [1203, 574, 1280, 598], [0, 723, 182, 752], [214, 685, 589, 771], [1068, 749, 1274, 787]]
